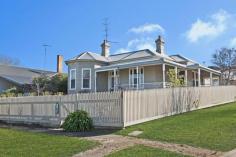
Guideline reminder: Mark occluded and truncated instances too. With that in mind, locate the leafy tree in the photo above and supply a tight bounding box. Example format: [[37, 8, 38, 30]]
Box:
[[31, 73, 67, 95], [47, 74, 67, 94], [167, 69, 184, 87], [212, 48, 236, 85], [31, 74, 50, 96]]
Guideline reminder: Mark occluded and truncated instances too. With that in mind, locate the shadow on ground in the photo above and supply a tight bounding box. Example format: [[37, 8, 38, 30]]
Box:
[[0, 121, 119, 137]]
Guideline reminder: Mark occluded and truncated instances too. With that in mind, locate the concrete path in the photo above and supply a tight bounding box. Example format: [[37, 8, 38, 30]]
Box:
[[222, 149, 236, 157], [74, 134, 223, 157]]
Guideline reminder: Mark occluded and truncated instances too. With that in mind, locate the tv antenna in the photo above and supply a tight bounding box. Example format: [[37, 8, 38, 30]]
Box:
[[42, 44, 51, 71], [102, 18, 119, 44]]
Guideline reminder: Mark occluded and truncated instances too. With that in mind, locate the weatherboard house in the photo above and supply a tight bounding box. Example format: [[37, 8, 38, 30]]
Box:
[[0, 55, 63, 92], [65, 36, 221, 93]]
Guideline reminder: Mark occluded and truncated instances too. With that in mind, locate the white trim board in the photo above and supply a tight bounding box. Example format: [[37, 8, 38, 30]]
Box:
[[69, 69, 76, 90], [81, 68, 91, 90]]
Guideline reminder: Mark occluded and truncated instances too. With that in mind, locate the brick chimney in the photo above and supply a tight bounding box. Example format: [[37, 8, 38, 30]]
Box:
[[155, 35, 165, 54], [57, 55, 63, 73], [101, 40, 110, 57]]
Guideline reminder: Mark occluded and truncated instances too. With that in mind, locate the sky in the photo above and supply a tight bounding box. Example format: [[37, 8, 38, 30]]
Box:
[[0, 0, 236, 72]]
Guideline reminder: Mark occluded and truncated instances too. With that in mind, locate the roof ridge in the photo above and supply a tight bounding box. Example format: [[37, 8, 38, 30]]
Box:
[[0, 64, 56, 73]]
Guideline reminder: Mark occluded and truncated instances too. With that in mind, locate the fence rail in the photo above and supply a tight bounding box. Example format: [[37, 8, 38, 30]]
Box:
[[0, 86, 236, 128]]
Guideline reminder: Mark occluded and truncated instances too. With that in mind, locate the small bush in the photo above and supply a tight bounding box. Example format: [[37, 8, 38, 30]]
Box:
[[61, 110, 93, 132]]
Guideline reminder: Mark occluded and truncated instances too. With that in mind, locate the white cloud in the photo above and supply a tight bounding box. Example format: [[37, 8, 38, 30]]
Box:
[[230, 37, 236, 47], [129, 23, 165, 34], [136, 43, 155, 51], [115, 23, 164, 54], [186, 9, 231, 43], [115, 37, 155, 54], [115, 48, 131, 54]]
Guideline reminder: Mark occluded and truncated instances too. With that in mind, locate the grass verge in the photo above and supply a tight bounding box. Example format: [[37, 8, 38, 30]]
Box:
[[0, 128, 98, 157], [117, 102, 236, 151]]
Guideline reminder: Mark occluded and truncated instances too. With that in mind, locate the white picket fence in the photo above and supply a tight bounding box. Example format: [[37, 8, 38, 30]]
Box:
[[122, 86, 236, 127], [0, 91, 123, 127], [0, 86, 236, 128]]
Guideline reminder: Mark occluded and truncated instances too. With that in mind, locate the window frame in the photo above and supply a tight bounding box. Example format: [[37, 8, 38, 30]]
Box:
[[81, 68, 91, 90], [69, 69, 76, 90], [129, 67, 144, 87]]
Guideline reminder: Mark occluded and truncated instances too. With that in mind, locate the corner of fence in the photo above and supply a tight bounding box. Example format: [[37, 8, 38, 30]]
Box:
[[120, 90, 126, 128]]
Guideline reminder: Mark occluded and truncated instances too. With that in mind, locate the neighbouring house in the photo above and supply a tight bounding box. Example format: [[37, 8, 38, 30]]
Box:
[[229, 66, 236, 85], [65, 36, 221, 93], [0, 55, 64, 92], [208, 65, 236, 85]]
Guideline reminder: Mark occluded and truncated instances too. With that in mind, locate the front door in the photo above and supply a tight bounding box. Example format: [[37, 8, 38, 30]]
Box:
[[129, 67, 144, 89], [108, 71, 119, 91]]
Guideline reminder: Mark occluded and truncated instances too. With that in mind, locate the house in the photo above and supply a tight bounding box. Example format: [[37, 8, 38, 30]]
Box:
[[208, 65, 236, 85], [0, 55, 63, 92], [65, 36, 221, 93]]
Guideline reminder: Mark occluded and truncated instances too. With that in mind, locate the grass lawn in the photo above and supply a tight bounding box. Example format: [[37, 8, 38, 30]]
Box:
[[117, 102, 236, 151], [0, 128, 98, 157], [106, 145, 189, 157]]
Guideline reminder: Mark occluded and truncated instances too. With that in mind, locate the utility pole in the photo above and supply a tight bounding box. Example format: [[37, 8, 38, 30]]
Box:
[[42, 44, 51, 71]]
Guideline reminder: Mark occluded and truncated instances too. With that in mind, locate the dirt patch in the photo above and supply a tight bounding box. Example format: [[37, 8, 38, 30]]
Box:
[[77, 135, 223, 157], [73, 135, 135, 157]]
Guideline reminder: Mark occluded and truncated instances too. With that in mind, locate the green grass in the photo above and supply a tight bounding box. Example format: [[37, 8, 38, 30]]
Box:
[[106, 145, 189, 157], [0, 128, 98, 157], [117, 102, 236, 151]]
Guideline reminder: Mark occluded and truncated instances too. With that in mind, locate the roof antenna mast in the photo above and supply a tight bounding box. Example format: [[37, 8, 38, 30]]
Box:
[[103, 18, 109, 42], [102, 18, 119, 44]]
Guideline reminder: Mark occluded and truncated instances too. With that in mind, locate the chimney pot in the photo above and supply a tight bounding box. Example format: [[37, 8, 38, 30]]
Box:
[[101, 40, 110, 57], [155, 35, 165, 54], [57, 55, 63, 73]]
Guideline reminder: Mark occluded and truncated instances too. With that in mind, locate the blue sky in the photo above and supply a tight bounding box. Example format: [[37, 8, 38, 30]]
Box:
[[1, 0, 236, 72]]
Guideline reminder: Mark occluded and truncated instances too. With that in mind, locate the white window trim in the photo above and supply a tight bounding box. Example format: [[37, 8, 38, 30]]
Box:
[[81, 68, 91, 90], [69, 69, 76, 90], [129, 67, 144, 87]]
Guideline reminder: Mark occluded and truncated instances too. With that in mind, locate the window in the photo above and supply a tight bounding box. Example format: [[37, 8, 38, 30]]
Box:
[[129, 67, 144, 88], [70, 69, 76, 90], [82, 68, 91, 89]]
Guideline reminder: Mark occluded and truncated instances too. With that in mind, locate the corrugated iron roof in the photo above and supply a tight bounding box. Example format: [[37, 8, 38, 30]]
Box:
[[0, 64, 57, 85]]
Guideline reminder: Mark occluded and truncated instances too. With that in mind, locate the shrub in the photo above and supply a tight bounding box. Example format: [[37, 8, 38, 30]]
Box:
[[61, 110, 93, 132]]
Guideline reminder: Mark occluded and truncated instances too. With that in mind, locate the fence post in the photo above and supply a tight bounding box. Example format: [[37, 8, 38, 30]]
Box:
[[75, 94, 78, 111], [8, 101, 10, 124], [31, 103, 34, 121], [58, 96, 62, 124], [121, 91, 125, 128]]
